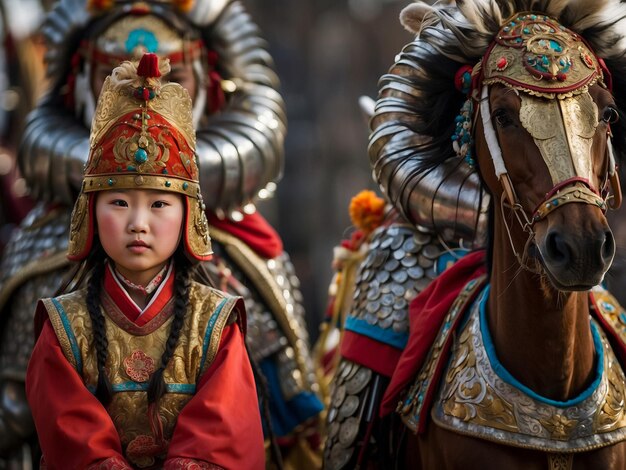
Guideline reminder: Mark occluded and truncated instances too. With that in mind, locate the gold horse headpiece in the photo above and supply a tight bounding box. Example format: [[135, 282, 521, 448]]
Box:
[[480, 13, 605, 98], [473, 13, 620, 215], [68, 52, 212, 262]]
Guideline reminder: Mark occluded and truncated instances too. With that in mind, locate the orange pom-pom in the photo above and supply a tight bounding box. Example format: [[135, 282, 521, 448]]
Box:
[[349, 190, 385, 234], [174, 0, 194, 12], [137, 53, 161, 79], [87, 0, 113, 12]]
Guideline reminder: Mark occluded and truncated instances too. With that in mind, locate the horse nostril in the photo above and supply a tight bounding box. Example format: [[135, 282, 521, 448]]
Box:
[[602, 230, 615, 262], [545, 231, 570, 265]]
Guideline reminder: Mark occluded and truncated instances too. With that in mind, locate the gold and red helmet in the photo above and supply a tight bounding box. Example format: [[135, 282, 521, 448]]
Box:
[[68, 52, 211, 262]]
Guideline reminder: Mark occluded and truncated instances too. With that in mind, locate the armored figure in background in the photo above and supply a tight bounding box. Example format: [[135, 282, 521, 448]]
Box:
[[0, 0, 322, 467]]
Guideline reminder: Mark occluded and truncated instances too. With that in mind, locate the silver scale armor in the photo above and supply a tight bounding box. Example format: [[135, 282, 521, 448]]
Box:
[[0, 0, 319, 466], [323, 224, 450, 469]]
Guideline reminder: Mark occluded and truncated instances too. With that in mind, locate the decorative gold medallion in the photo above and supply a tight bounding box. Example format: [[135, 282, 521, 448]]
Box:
[[123, 350, 155, 382]]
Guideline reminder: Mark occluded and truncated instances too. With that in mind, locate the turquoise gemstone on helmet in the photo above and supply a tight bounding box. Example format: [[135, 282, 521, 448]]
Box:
[[126, 29, 159, 54], [127, 165, 136, 171], [549, 39, 563, 52], [134, 148, 148, 163], [603, 301, 615, 312], [531, 14, 537, 20], [149, 90, 155, 99], [165, 181, 171, 187], [552, 200, 559, 207], [162, 168, 168, 174], [523, 28, 530, 34], [108, 178, 114, 186], [183, 182, 189, 190]]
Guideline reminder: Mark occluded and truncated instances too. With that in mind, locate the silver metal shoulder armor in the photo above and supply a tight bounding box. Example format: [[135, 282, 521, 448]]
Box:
[[368, 40, 488, 246], [196, 0, 286, 212], [20, 0, 286, 211]]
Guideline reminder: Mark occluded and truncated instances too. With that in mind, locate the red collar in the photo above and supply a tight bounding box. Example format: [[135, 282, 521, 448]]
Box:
[[103, 262, 175, 326]]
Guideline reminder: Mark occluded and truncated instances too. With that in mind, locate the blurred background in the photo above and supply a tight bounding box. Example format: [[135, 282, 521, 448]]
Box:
[[0, 0, 416, 341], [246, 0, 413, 341]]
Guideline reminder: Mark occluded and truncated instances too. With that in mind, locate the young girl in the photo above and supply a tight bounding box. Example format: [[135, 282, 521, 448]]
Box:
[[25, 53, 265, 469]]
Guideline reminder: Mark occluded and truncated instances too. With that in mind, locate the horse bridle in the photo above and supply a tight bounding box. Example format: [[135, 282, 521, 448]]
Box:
[[478, 84, 622, 272]]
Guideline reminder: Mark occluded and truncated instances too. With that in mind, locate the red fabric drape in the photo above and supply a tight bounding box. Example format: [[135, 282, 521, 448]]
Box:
[[207, 211, 283, 259]]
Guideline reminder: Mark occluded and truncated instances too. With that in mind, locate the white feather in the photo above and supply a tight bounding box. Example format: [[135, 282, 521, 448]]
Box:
[[400, 3, 434, 35], [109, 58, 172, 90], [456, 0, 504, 34]]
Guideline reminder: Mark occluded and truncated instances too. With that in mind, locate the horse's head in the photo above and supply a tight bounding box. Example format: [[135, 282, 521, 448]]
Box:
[[473, 14, 620, 290]]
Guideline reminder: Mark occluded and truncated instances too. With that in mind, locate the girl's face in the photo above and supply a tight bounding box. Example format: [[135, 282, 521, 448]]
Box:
[[95, 189, 184, 286]]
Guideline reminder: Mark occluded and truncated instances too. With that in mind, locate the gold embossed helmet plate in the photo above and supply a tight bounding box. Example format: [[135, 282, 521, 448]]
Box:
[[482, 13, 604, 98]]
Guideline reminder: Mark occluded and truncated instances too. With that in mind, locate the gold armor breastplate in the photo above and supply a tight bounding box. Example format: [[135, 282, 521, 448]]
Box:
[[41, 281, 240, 468], [432, 287, 626, 452]]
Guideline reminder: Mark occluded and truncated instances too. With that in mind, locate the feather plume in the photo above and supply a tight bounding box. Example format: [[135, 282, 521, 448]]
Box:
[[400, 3, 434, 34], [109, 58, 172, 91]]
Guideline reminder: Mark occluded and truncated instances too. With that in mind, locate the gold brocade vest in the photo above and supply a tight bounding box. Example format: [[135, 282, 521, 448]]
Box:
[[40, 281, 241, 468]]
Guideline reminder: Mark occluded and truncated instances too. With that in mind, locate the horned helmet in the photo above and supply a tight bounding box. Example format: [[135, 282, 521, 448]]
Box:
[[68, 52, 212, 262]]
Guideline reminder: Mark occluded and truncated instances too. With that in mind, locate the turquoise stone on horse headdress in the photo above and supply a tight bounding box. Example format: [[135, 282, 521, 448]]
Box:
[[479, 13, 605, 98]]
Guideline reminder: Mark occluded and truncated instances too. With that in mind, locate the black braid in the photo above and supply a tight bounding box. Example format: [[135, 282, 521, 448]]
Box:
[[85, 247, 113, 406], [147, 254, 192, 405]]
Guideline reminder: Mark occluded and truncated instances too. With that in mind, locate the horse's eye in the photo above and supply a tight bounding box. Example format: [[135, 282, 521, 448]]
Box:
[[493, 109, 513, 128], [602, 106, 619, 124]]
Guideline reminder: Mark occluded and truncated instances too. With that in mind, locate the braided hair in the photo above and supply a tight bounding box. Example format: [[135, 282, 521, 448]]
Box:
[[86, 244, 193, 408], [147, 251, 192, 405], [85, 244, 113, 406]]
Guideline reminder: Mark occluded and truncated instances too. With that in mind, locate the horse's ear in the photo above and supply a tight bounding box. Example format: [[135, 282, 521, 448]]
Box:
[[400, 3, 432, 35]]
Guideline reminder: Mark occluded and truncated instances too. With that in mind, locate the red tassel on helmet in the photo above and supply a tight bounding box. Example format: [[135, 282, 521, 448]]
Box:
[[137, 53, 161, 78]]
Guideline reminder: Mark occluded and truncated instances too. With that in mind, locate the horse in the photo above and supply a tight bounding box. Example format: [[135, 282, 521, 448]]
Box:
[[323, 1, 626, 469]]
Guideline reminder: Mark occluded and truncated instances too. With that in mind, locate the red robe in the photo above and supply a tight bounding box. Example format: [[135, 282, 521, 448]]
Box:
[[26, 265, 265, 469]]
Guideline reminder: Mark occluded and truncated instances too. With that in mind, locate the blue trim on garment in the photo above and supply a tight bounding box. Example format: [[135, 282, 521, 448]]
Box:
[[88, 382, 196, 394], [435, 249, 469, 275], [479, 285, 604, 408], [259, 359, 323, 438], [51, 298, 83, 375], [113, 382, 196, 394], [199, 297, 230, 372], [345, 316, 408, 349]]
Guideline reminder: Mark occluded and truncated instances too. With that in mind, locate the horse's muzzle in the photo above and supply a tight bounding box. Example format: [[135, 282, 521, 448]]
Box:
[[538, 226, 615, 290]]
